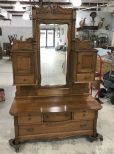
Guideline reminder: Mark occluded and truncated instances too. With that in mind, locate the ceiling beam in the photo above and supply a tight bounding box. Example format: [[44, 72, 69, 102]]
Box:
[[8, 10, 25, 13], [0, 0, 110, 17], [0, 1, 71, 5], [82, 2, 107, 6]]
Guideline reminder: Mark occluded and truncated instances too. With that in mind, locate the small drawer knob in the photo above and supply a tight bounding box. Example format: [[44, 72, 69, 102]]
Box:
[[28, 117, 31, 120], [27, 114, 32, 120], [80, 124, 87, 127], [26, 128, 34, 132]]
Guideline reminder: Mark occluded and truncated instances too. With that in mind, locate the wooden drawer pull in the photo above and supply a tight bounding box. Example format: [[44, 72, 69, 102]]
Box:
[[27, 114, 32, 120], [28, 117, 31, 120], [26, 128, 34, 132], [80, 124, 87, 127]]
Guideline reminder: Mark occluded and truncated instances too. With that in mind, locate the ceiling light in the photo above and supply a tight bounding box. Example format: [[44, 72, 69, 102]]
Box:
[[14, 1, 23, 11], [71, 0, 82, 7]]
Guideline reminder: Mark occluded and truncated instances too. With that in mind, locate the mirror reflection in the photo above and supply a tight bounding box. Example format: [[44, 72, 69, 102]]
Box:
[[40, 24, 68, 86]]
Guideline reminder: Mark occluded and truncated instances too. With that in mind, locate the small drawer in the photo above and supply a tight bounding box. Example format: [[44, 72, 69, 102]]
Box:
[[43, 112, 72, 122], [14, 75, 34, 84], [77, 74, 94, 82], [19, 125, 39, 136], [74, 110, 95, 121], [77, 120, 93, 130], [18, 114, 41, 124]]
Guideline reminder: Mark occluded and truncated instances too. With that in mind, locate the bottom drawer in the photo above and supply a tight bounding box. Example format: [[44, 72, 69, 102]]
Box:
[[18, 120, 94, 136]]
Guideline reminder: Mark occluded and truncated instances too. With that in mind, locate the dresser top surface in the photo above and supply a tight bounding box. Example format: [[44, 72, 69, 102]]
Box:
[[10, 95, 102, 115]]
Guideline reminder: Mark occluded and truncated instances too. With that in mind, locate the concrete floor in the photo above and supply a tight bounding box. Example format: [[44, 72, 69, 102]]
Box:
[[0, 57, 114, 154], [0, 57, 13, 86]]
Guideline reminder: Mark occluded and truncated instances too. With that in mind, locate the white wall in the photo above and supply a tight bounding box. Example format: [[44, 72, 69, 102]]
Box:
[[0, 16, 32, 47], [0, 11, 114, 48]]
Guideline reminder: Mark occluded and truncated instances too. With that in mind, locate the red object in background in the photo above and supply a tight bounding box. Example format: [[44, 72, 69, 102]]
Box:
[[0, 88, 5, 102]]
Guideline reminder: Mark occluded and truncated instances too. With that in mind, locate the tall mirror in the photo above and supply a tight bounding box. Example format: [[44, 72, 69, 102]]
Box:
[[40, 24, 68, 86]]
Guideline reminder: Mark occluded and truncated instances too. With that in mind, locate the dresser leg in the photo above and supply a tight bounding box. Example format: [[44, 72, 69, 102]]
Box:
[[88, 133, 103, 142], [9, 139, 20, 152]]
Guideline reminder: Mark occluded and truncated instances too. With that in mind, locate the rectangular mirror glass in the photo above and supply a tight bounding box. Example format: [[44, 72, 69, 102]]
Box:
[[40, 24, 68, 86]]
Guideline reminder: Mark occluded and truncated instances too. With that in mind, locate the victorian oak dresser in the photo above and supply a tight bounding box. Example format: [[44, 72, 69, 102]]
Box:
[[9, 4, 103, 152]]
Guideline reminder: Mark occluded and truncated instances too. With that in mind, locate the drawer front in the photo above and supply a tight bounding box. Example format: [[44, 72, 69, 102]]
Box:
[[74, 111, 95, 121], [19, 120, 93, 136], [43, 112, 72, 122], [18, 114, 41, 124], [14, 75, 34, 84], [77, 73, 94, 82]]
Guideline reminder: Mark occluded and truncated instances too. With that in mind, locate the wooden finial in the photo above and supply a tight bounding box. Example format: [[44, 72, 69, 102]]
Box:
[[39, 0, 43, 6]]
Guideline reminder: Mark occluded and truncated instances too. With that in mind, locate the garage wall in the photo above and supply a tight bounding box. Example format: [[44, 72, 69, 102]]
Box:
[[0, 11, 114, 48], [0, 16, 32, 47]]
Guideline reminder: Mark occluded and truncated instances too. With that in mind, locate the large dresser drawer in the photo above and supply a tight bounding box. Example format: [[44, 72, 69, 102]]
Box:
[[74, 110, 95, 121], [18, 120, 93, 136], [18, 114, 41, 124], [43, 112, 72, 122]]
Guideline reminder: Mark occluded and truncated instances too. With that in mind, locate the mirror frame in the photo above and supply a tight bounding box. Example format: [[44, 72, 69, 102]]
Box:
[[32, 5, 76, 88]]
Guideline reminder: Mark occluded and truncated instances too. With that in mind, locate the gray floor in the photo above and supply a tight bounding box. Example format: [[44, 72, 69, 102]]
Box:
[[40, 48, 66, 86], [0, 57, 114, 154]]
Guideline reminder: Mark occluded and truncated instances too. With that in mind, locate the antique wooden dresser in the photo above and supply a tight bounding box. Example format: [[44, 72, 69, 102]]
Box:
[[9, 4, 103, 152]]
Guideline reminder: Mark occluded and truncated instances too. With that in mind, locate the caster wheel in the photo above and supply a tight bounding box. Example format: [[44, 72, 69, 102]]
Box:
[[15, 147, 19, 152], [100, 136, 103, 141], [88, 136, 95, 142], [98, 88, 107, 98], [97, 134, 103, 141], [9, 139, 20, 152], [88, 134, 103, 142]]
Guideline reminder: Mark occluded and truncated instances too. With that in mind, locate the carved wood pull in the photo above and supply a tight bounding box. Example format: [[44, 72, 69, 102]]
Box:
[[27, 114, 32, 120], [83, 113, 86, 117], [26, 128, 34, 132], [28, 117, 31, 120], [82, 111, 87, 117], [80, 124, 87, 127]]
